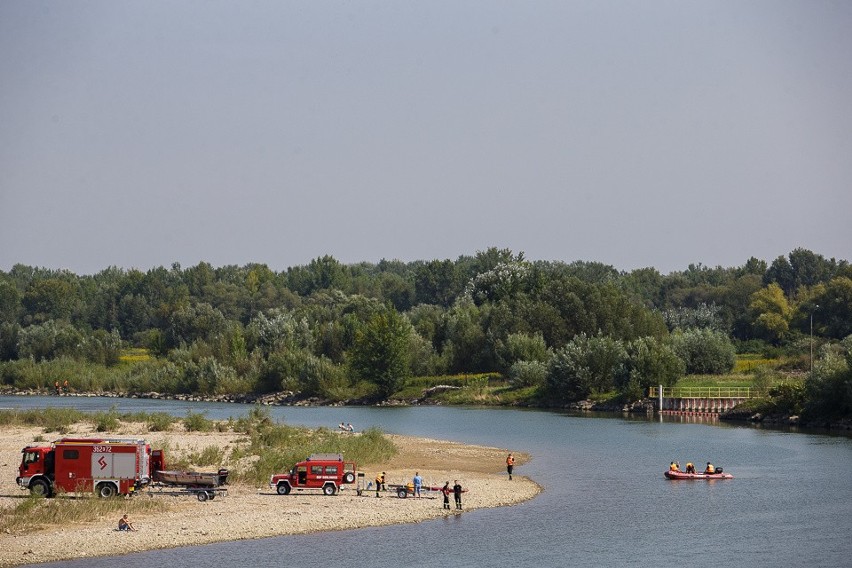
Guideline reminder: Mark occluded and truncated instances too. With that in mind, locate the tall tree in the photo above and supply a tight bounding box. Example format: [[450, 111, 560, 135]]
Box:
[[546, 333, 628, 402], [0, 278, 21, 323], [749, 284, 793, 343], [809, 278, 852, 339], [623, 337, 684, 397], [349, 308, 412, 398], [414, 259, 459, 307], [670, 328, 735, 374], [21, 278, 78, 323], [764, 255, 796, 296], [788, 248, 833, 288]]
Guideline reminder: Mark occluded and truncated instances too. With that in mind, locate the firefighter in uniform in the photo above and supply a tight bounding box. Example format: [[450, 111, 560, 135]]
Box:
[[375, 472, 385, 497]]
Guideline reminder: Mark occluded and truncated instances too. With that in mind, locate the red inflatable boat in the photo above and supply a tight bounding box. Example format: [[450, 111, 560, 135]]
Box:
[[664, 470, 733, 480]]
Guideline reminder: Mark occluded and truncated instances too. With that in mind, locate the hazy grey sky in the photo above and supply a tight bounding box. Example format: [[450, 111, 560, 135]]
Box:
[[2, 1, 850, 276]]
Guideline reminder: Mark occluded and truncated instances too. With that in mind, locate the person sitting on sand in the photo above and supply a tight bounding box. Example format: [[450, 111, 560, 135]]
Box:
[[118, 514, 135, 531]]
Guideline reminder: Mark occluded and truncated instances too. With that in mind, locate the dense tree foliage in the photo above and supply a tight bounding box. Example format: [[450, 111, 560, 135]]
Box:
[[348, 307, 412, 397], [749, 284, 793, 344], [546, 333, 628, 402], [0, 248, 850, 410], [804, 335, 852, 420], [669, 328, 736, 375], [622, 337, 685, 399]]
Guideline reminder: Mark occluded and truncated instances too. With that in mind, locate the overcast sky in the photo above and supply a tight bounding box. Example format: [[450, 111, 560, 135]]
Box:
[[1, 1, 849, 276]]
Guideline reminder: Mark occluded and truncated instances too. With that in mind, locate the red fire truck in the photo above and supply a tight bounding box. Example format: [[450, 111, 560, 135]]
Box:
[[17, 437, 155, 498], [270, 453, 356, 496]]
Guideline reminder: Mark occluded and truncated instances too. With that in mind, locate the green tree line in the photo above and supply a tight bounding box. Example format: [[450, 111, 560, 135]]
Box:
[[1, 247, 850, 418]]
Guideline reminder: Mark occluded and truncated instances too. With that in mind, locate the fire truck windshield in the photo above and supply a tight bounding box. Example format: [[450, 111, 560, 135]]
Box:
[[22, 451, 40, 464]]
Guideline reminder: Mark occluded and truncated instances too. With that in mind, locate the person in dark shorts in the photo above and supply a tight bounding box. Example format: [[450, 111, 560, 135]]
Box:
[[118, 514, 136, 531], [441, 481, 451, 509], [506, 453, 515, 480]]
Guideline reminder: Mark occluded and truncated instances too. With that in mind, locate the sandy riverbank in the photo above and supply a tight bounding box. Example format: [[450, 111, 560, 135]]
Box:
[[0, 424, 540, 567]]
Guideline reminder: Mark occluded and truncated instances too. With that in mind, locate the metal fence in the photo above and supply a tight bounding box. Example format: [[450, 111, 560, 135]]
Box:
[[648, 386, 754, 399]]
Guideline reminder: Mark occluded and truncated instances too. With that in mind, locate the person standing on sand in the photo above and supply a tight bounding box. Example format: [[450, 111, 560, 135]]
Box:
[[453, 480, 463, 510], [413, 472, 423, 498], [441, 481, 451, 509], [375, 472, 385, 497], [506, 453, 515, 480]]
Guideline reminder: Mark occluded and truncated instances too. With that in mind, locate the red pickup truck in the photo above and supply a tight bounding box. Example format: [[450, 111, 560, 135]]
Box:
[[270, 454, 356, 496]]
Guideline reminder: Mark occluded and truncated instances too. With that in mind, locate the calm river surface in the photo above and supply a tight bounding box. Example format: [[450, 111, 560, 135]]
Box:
[[3, 396, 851, 568]]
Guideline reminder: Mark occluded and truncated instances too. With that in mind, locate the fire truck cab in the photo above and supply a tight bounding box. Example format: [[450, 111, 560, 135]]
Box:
[[17, 437, 153, 498], [270, 453, 356, 496]]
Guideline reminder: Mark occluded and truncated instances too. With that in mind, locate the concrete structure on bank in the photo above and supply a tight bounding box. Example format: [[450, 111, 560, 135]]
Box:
[[650, 386, 753, 415]]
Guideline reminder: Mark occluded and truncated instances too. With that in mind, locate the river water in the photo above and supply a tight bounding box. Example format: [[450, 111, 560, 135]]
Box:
[[3, 396, 851, 568]]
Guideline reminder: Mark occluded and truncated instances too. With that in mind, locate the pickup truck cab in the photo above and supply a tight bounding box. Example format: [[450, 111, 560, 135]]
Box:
[[270, 454, 356, 496]]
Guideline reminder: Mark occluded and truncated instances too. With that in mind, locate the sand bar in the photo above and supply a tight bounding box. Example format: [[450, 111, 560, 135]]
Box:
[[0, 424, 540, 567]]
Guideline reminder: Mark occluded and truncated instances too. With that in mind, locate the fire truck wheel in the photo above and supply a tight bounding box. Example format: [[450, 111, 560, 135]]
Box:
[[96, 483, 117, 498], [197, 491, 209, 502], [30, 479, 51, 497], [323, 484, 336, 496], [343, 472, 355, 484], [276, 483, 291, 495]]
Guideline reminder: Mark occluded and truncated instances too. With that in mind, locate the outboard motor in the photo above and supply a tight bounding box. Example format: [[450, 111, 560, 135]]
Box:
[[716, 467, 723, 474]]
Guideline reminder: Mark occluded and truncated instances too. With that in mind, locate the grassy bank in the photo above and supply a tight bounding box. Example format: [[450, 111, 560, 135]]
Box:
[[0, 492, 169, 534], [0, 352, 811, 417]]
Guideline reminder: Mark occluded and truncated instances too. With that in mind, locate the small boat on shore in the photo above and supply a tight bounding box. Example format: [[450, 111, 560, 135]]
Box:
[[154, 468, 229, 487], [664, 470, 732, 480]]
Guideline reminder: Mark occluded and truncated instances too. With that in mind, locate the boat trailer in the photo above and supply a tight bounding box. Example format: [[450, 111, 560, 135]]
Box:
[[143, 483, 228, 502], [143, 468, 230, 501]]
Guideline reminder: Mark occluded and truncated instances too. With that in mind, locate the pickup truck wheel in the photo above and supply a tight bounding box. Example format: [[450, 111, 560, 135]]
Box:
[[323, 484, 336, 496], [29, 479, 51, 498], [277, 483, 291, 495], [96, 483, 117, 498], [343, 472, 355, 484]]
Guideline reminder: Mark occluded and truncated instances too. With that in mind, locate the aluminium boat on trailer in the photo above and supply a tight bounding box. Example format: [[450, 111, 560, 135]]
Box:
[[154, 468, 229, 487]]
